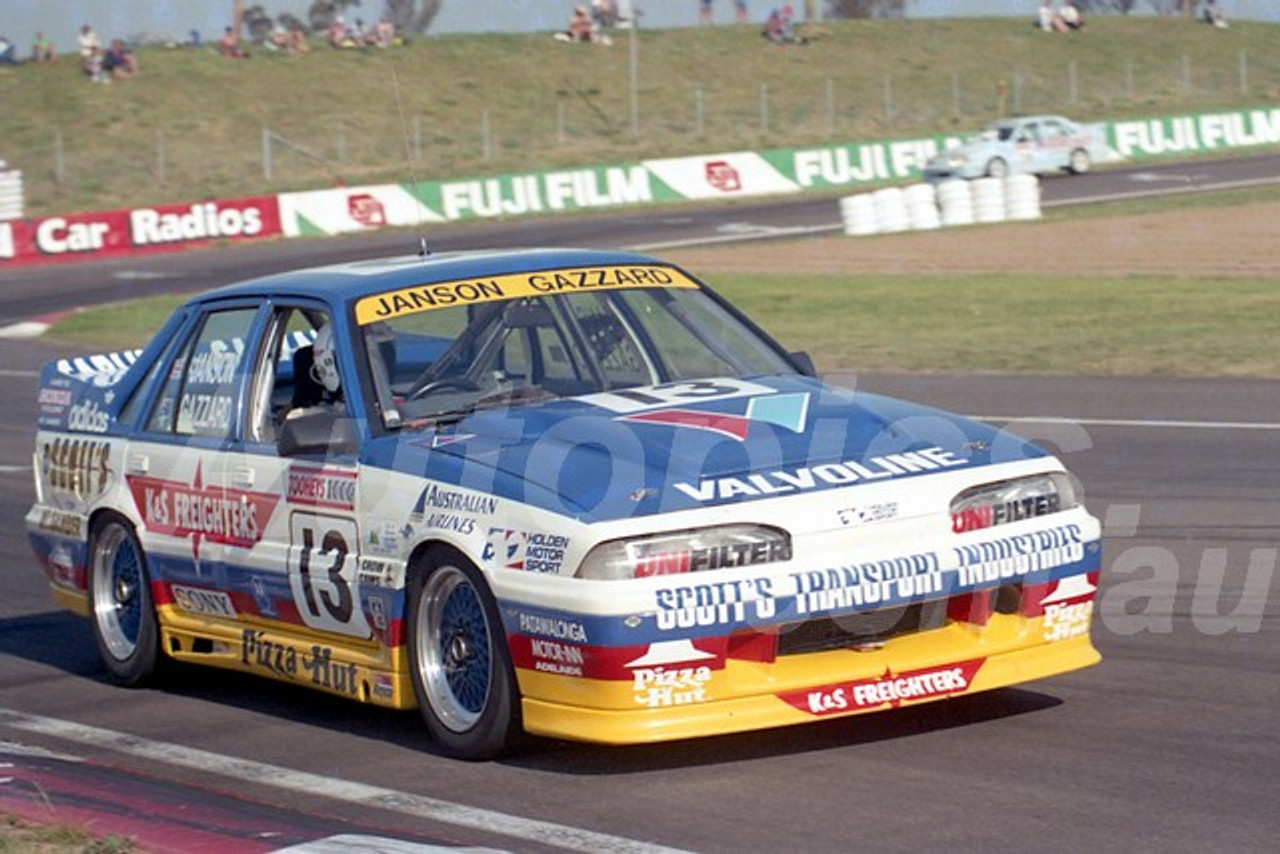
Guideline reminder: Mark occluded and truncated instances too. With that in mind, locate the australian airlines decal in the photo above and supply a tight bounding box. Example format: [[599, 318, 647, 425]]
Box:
[[676, 446, 968, 504]]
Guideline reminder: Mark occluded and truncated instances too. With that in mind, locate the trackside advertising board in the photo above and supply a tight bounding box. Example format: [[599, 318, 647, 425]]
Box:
[[2, 106, 1276, 267], [0, 196, 282, 266]]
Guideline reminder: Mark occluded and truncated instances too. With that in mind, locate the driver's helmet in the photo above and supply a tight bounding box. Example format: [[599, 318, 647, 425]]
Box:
[[311, 323, 341, 394]]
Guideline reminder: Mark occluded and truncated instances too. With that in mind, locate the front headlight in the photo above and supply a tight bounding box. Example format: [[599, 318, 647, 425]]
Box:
[[577, 524, 792, 580], [948, 153, 968, 167], [950, 473, 1076, 534]]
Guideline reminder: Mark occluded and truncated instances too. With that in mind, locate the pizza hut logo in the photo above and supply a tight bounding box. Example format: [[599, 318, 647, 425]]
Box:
[[347, 194, 387, 227], [704, 160, 742, 193]]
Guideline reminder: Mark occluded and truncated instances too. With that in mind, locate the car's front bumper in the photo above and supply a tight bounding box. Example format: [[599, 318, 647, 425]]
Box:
[[518, 611, 1100, 743]]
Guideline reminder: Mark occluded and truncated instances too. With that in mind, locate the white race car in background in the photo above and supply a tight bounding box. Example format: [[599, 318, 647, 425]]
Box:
[[924, 114, 1111, 180]]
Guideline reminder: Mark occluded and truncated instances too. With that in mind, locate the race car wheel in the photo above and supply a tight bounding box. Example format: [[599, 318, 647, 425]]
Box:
[[88, 515, 161, 686], [985, 157, 1009, 179], [408, 546, 519, 760], [1069, 148, 1091, 174]]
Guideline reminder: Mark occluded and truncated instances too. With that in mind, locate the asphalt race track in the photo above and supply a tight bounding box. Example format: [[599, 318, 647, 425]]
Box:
[[0, 156, 1277, 852]]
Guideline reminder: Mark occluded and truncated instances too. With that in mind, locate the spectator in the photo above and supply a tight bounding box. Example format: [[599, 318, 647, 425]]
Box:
[[735, 0, 749, 24], [328, 16, 356, 48], [84, 44, 107, 81], [763, 8, 782, 41], [77, 24, 100, 58], [1203, 0, 1228, 28], [103, 38, 139, 77], [700, 0, 714, 26], [218, 26, 248, 58], [374, 18, 396, 48], [31, 32, 56, 63], [268, 23, 308, 54], [763, 4, 805, 43], [591, 0, 619, 30], [1037, 0, 1055, 31], [1059, 0, 1083, 30], [0, 35, 20, 65], [569, 6, 594, 41], [350, 18, 377, 46]]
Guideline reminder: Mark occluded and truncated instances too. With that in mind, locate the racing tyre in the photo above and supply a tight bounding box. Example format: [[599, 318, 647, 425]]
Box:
[[408, 546, 520, 760], [88, 515, 161, 686], [985, 157, 1009, 179], [1068, 148, 1091, 174]]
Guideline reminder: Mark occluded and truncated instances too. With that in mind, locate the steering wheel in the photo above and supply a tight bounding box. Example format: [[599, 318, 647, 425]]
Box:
[[408, 377, 481, 400]]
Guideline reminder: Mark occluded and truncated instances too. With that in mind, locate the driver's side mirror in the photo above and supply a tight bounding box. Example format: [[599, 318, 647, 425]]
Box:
[[278, 408, 360, 457]]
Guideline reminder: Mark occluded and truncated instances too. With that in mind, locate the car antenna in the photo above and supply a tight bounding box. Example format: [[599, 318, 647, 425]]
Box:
[[391, 67, 431, 258]]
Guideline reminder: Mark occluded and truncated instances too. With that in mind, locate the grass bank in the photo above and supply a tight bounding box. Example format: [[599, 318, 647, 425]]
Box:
[[46, 271, 1279, 378], [5, 17, 1280, 218]]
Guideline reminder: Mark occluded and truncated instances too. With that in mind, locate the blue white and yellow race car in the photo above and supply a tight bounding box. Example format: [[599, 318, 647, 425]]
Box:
[[27, 249, 1101, 759]]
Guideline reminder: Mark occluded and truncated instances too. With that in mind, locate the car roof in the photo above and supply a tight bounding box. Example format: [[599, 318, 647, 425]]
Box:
[[195, 247, 676, 308], [989, 114, 1071, 126]]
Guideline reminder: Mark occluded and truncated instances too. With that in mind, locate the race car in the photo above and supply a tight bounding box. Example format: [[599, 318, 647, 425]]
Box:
[[923, 114, 1111, 180], [26, 248, 1102, 759]]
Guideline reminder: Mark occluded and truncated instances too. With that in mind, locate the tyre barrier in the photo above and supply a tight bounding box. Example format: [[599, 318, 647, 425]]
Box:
[[970, 177, 1006, 224], [839, 193, 879, 236], [1004, 173, 1042, 221], [937, 179, 974, 227], [838, 175, 1039, 237], [904, 182, 941, 231], [872, 187, 909, 233]]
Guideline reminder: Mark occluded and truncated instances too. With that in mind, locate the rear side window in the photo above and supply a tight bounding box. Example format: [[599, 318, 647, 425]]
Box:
[[145, 307, 259, 439]]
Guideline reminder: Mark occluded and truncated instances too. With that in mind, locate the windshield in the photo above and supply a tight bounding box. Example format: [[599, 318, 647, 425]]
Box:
[[357, 265, 796, 428]]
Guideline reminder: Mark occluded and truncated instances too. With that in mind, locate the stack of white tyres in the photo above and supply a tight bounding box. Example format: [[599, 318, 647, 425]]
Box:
[[904, 183, 941, 231], [839, 193, 880, 236], [1004, 174, 1042, 221], [937, 179, 974, 227], [970, 177, 1006, 224], [873, 187, 910, 234]]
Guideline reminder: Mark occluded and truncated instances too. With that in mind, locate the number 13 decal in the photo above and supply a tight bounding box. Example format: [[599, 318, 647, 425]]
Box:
[[288, 513, 369, 638]]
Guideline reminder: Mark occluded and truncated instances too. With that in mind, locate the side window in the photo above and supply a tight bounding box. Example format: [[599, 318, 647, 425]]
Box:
[[145, 307, 258, 439], [121, 320, 189, 427], [247, 307, 339, 444]]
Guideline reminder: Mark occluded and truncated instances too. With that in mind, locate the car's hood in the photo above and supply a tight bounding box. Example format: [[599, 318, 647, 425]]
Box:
[[368, 375, 1049, 522]]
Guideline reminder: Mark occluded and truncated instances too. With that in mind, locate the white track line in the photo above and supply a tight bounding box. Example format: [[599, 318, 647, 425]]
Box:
[[631, 222, 840, 251], [0, 708, 691, 854], [0, 369, 39, 378]]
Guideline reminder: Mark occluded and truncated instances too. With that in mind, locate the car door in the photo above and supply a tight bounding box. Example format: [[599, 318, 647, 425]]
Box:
[[1037, 118, 1071, 170], [1014, 120, 1041, 172], [229, 301, 372, 643], [125, 303, 263, 612]]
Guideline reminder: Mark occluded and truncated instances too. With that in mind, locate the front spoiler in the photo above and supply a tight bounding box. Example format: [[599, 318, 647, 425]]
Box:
[[519, 630, 1099, 745]]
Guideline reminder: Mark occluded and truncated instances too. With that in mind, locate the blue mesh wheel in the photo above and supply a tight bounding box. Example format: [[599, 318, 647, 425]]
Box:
[[408, 548, 519, 759], [416, 564, 492, 731], [89, 517, 160, 685]]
